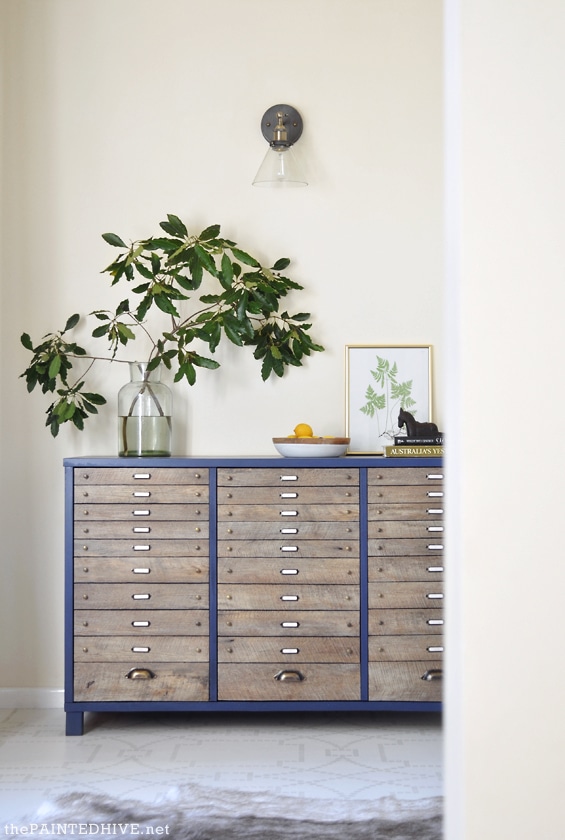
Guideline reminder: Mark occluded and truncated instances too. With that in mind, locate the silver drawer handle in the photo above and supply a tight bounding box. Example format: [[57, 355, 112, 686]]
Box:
[[133, 473, 151, 479], [427, 619, 444, 626], [427, 646, 444, 653], [427, 491, 444, 498], [428, 544, 444, 551], [281, 648, 299, 654], [281, 595, 299, 601], [427, 508, 444, 515], [133, 545, 151, 551], [427, 526, 444, 532], [132, 568, 150, 574], [427, 566, 444, 573], [427, 473, 444, 480], [281, 475, 298, 481], [281, 569, 299, 575], [281, 546, 298, 552], [132, 646, 150, 653], [280, 510, 298, 516], [427, 593, 444, 600], [280, 492, 298, 498], [281, 621, 299, 628], [281, 528, 298, 534], [133, 491, 151, 497], [133, 527, 150, 533], [132, 620, 150, 627], [132, 593, 150, 600], [133, 510, 150, 516]]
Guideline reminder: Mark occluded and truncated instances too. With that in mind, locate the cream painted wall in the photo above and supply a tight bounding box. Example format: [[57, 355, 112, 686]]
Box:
[[444, 1, 565, 838], [0, 1, 443, 689]]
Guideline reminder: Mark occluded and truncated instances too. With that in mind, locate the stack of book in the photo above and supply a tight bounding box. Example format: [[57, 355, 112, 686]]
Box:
[[384, 434, 444, 458]]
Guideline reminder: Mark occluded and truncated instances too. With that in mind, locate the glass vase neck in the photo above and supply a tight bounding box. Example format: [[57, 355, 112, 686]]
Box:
[[129, 361, 161, 382]]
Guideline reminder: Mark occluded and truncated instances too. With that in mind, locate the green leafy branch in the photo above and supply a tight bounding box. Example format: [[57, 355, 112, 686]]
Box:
[[20, 214, 324, 437]]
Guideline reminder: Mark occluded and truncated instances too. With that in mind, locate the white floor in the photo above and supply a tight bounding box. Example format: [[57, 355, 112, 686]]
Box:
[[0, 708, 442, 826]]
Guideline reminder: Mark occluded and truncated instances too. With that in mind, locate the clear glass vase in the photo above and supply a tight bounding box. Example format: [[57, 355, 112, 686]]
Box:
[[118, 362, 172, 457]]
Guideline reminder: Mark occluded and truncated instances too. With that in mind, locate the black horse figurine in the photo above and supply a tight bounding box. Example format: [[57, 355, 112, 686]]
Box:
[[398, 408, 440, 438]]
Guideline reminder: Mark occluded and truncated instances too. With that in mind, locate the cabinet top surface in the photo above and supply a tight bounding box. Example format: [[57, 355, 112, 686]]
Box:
[[64, 456, 443, 468]]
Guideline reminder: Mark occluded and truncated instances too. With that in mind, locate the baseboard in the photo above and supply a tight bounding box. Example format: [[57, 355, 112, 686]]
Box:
[[0, 688, 64, 709]]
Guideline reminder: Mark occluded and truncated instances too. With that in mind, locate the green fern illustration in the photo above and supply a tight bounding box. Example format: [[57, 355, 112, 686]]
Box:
[[360, 355, 418, 445]]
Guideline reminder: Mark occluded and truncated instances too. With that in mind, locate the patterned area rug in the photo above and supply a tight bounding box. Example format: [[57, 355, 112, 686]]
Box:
[[21, 784, 442, 839]]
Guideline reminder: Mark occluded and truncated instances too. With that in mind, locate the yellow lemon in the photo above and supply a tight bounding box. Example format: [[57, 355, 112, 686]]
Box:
[[294, 422, 314, 437]]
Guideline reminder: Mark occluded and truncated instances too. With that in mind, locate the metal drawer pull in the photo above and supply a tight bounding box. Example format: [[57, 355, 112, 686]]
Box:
[[281, 569, 299, 575], [133, 491, 151, 497], [427, 646, 444, 653], [427, 593, 444, 600], [274, 669, 304, 682], [280, 510, 298, 516], [281, 621, 299, 628], [427, 544, 444, 551], [133, 527, 150, 533], [133, 545, 150, 551], [427, 526, 444, 532], [281, 648, 299, 654], [132, 593, 150, 600], [427, 566, 444, 573], [132, 568, 150, 574], [281, 475, 298, 481], [133, 510, 150, 516], [133, 473, 151, 479], [281, 528, 298, 534], [132, 620, 150, 627], [427, 508, 444, 515], [281, 546, 298, 552], [132, 646, 150, 653], [281, 595, 299, 601], [126, 667, 155, 680], [427, 491, 444, 498], [426, 473, 444, 480], [428, 619, 444, 626], [422, 669, 443, 681], [280, 492, 298, 498]]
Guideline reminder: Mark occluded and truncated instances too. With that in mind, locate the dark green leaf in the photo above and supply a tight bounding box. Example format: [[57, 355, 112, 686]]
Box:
[[231, 247, 259, 267], [92, 325, 110, 338], [83, 392, 106, 405], [102, 232, 128, 248], [199, 224, 220, 241], [272, 258, 290, 271], [64, 313, 80, 332], [20, 333, 34, 351]]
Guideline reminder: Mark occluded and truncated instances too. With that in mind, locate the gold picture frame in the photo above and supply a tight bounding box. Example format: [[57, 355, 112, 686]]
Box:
[[345, 344, 433, 454]]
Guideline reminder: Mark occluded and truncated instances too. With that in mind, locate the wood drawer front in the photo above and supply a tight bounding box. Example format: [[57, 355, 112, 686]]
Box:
[[218, 610, 359, 637], [217, 521, 358, 540], [76, 484, 209, 504], [218, 558, 359, 585], [217, 584, 359, 611], [369, 636, 444, 662], [218, 468, 359, 487], [368, 485, 444, 505], [218, 503, 359, 522], [218, 539, 358, 559], [368, 503, 444, 521], [218, 486, 359, 505], [368, 538, 444, 558], [74, 662, 209, 702], [368, 662, 442, 702], [75, 521, 209, 540], [217, 663, 360, 701], [368, 468, 444, 486], [368, 520, 443, 539], [218, 637, 359, 663], [369, 608, 444, 635], [75, 582, 208, 610], [75, 557, 208, 584], [369, 582, 443, 609], [75, 609, 207, 636], [368, 557, 444, 582], [74, 539, 208, 558], [75, 636, 209, 662], [76, 503, 207, 522], [75, 468, 208, 485]]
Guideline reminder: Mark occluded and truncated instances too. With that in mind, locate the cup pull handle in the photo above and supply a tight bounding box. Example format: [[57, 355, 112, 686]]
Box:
[[126, 667, 155, 680], [274, 669, 305, 682], [421, 668, 443, 682]]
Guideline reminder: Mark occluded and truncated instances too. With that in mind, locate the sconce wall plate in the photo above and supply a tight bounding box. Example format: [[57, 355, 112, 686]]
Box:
[[260, 104, 303, 147]]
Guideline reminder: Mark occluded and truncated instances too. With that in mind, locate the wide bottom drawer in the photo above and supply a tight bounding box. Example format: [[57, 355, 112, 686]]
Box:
[[73, 662, 209, 701], [218, 663, 360, 701], [368, 662, 443, 702]]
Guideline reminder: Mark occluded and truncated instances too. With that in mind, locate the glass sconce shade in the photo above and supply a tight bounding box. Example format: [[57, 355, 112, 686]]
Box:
[[252, 144, 308, 187]]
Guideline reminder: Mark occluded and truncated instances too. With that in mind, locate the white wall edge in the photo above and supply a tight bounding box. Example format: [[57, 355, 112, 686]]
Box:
[[0, 688, 64, 709]]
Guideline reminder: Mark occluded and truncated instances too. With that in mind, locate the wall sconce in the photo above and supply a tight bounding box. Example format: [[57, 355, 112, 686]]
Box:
[[252, 104, 308, 187]]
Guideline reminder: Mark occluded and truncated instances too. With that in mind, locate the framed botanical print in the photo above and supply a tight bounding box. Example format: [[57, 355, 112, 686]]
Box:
[[345, 344, 433, 454]]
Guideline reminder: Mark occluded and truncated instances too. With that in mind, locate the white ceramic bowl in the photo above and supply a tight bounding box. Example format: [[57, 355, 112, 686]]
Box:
[[272, 437, 350, 458]]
